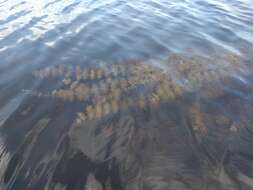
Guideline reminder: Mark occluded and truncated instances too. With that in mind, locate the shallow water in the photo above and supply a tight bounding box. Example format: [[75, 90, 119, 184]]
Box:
[[0, 0, 253, 190]]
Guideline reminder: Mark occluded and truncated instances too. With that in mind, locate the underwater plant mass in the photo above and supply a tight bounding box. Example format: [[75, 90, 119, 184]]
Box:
[[1, 0, 253, 190], [1, 51, 253, 190]]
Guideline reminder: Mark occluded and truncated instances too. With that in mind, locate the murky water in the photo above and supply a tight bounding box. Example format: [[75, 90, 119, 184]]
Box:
[[0, 0, 253, 190]]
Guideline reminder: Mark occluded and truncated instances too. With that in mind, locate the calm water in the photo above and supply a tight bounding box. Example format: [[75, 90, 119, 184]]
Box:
[[0, 0, 253, 190]]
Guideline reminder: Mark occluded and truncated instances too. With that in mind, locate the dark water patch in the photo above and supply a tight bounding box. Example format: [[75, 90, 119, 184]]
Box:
[[3, 127, 34, 183], [4, 151, 22, 183], [52, 151, 92, 190], [1, 98, 54, 151]]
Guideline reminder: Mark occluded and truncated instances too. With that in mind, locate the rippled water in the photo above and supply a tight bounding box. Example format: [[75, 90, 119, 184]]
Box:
[[0, 0, 253, 190]]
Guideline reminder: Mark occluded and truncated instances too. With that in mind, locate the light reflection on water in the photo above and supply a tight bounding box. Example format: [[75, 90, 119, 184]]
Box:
[[0, 0, 253, 190]]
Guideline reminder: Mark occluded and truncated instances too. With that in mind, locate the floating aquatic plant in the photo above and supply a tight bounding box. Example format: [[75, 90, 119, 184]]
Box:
[[32, 65, 65, 79], [86, 105, 95, 120], [77, 112, 86, 122], [70, 80, 79, 90], [63, 78, 72, 86], [54, 89, 75, 101], [155, 86, 167, 101], [95, 103, 103, 119], [74, 84, 90, 101], [31, 58, 218, 124], [31, 61, 184, 108]]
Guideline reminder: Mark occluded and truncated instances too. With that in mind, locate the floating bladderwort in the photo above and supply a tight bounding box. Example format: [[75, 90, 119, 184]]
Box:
[[31, 60, 186, 123], [29, 51, 251, 126]]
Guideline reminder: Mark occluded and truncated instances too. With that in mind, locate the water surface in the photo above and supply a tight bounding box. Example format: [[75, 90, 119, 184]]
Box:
[[0, 0, 253, 190]]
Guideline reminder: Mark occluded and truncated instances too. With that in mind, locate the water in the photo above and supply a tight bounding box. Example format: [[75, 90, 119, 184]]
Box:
[[0, 0, 253, 190]]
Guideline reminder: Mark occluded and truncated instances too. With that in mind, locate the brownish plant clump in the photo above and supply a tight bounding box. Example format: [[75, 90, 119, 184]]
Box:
[[190, 102, 208, 135], [30, 52, 249, 124], [31, 60, 186, 122]]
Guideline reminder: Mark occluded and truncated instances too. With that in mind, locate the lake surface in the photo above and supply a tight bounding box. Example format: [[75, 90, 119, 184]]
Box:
[[0, 0, 253, 190]]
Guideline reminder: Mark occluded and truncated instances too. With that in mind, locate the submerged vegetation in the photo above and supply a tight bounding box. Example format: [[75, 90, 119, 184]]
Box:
[[1, 51, 253, 190], [29, 51, 252, 127], [31, 61, 185, 122]]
